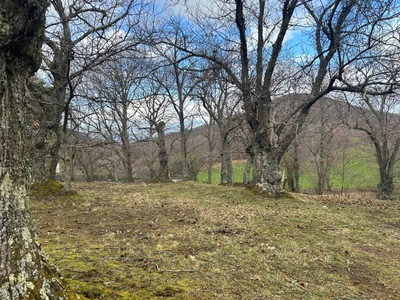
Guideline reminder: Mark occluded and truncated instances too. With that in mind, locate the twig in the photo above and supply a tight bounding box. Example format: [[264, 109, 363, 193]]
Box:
[[346, 259, 351, 272], [157, 269, 199, 273]]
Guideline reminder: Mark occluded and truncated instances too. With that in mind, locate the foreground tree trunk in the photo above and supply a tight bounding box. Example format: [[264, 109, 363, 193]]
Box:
[[0, 0, 73, 298], [374, 132, 399, 200]]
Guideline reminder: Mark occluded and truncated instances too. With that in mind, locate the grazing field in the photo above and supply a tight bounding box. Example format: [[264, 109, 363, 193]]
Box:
[[197, 148, 381, 192], [31, 182, 400, 299]]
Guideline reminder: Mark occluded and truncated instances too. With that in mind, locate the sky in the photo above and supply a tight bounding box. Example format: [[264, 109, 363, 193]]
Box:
[[157, 0, 315, 58]]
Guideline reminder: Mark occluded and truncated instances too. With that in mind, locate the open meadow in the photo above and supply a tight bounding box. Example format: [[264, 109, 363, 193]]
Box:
[[31, 182, 400, 299]]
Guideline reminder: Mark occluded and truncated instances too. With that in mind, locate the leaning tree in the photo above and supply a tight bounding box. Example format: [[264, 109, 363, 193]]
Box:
[[0, 0, 74, 298]]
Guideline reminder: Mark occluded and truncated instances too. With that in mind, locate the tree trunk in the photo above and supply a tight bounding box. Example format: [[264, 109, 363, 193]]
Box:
[[243, 156, 252, 185], [293, 139, 300, 193], [156, 122, 170, 181], [0, 1, 73, 298], [32, 124, 61, 184], [227, 150, 233, 184], [180, 134, 190, 180], [63, 147, 74, 194], [283, 154, 296, 192], [220, 141, 233, 184], [377, 176, 394, 200], [123, 151, 134, 182], [252, 144, 284, 197], [31, 83, 65, 185], [377, 165, 394, 200]]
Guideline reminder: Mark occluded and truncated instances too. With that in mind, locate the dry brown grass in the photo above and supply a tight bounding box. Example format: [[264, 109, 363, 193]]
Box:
[[31, 181, 400, 299]]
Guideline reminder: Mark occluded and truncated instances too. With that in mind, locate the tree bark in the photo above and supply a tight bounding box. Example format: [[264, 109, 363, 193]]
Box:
[[250, 137, 284, 196], [220, 139, 233, 185], [156, 122, 170, 181], [0, 1, 73, 298], [243, 156, 252, 185], [32, 91, 64, 184], [377, 170, 394, 200], [292, 139, 300, 193]]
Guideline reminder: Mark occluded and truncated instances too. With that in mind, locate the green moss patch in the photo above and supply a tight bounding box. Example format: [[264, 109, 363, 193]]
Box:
[[30, 178, 77, 197]]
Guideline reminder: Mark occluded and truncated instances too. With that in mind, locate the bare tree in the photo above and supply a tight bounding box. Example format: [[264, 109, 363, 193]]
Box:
[[331, 130, 358, 195], [165, 0, 400, 197], [194, 67, 243, 184], [135, 91, 173, 181], [153, 20, 200, 180], [32, 0, 150, 185], [81, 57, 145, 182], [341, 93, 400, 199], [197, 105, 219, 184], [0, 1, 74, 297], [304, 99, 341, 194]]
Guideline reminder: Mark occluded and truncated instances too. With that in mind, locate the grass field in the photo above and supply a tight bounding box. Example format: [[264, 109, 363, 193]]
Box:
[[197, 161, 249, 185], [197, 148, 381, 193], [31, 181, 400, 299]]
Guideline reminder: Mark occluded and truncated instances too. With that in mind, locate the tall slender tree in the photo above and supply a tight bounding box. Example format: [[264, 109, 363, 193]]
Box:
[[194, 67, 243, 184], [154, 19, 200, 180]]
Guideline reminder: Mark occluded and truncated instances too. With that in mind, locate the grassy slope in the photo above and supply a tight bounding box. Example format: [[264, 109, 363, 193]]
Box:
[[31, 182, 400, 299], [300, 148, 379, 191], [197, 162, 249, 185], [198, 148, 380, 192]]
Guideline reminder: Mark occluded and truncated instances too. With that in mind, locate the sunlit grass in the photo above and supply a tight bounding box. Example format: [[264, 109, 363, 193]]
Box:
[[198, 148, 381, 193]]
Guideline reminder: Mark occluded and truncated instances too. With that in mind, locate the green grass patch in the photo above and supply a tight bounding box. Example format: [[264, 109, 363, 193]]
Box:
[[300, 148, 379, 191], [197, 161, 250, 185], [31, 181, 400, 299], [198, 148, 382, 193]]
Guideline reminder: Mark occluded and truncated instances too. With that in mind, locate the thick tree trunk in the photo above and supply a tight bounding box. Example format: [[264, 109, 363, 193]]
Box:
[[123, 151, 134, 182], [31, 85, 65, 185], [0, 1, 73, 298], [251, 143, 284, 197], [377, 166, 394, 200], [32, 126, 61, 184], [283, 155, 295, 192]]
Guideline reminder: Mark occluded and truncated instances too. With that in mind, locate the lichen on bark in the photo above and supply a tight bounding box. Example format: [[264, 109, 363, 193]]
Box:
[[0, 0, 76, 299]]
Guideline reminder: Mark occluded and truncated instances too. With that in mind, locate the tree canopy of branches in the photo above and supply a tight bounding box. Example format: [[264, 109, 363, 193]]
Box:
[[32, 0, 152, 186], [163, 0, 400, 196], [341, 92, 400, 199]]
